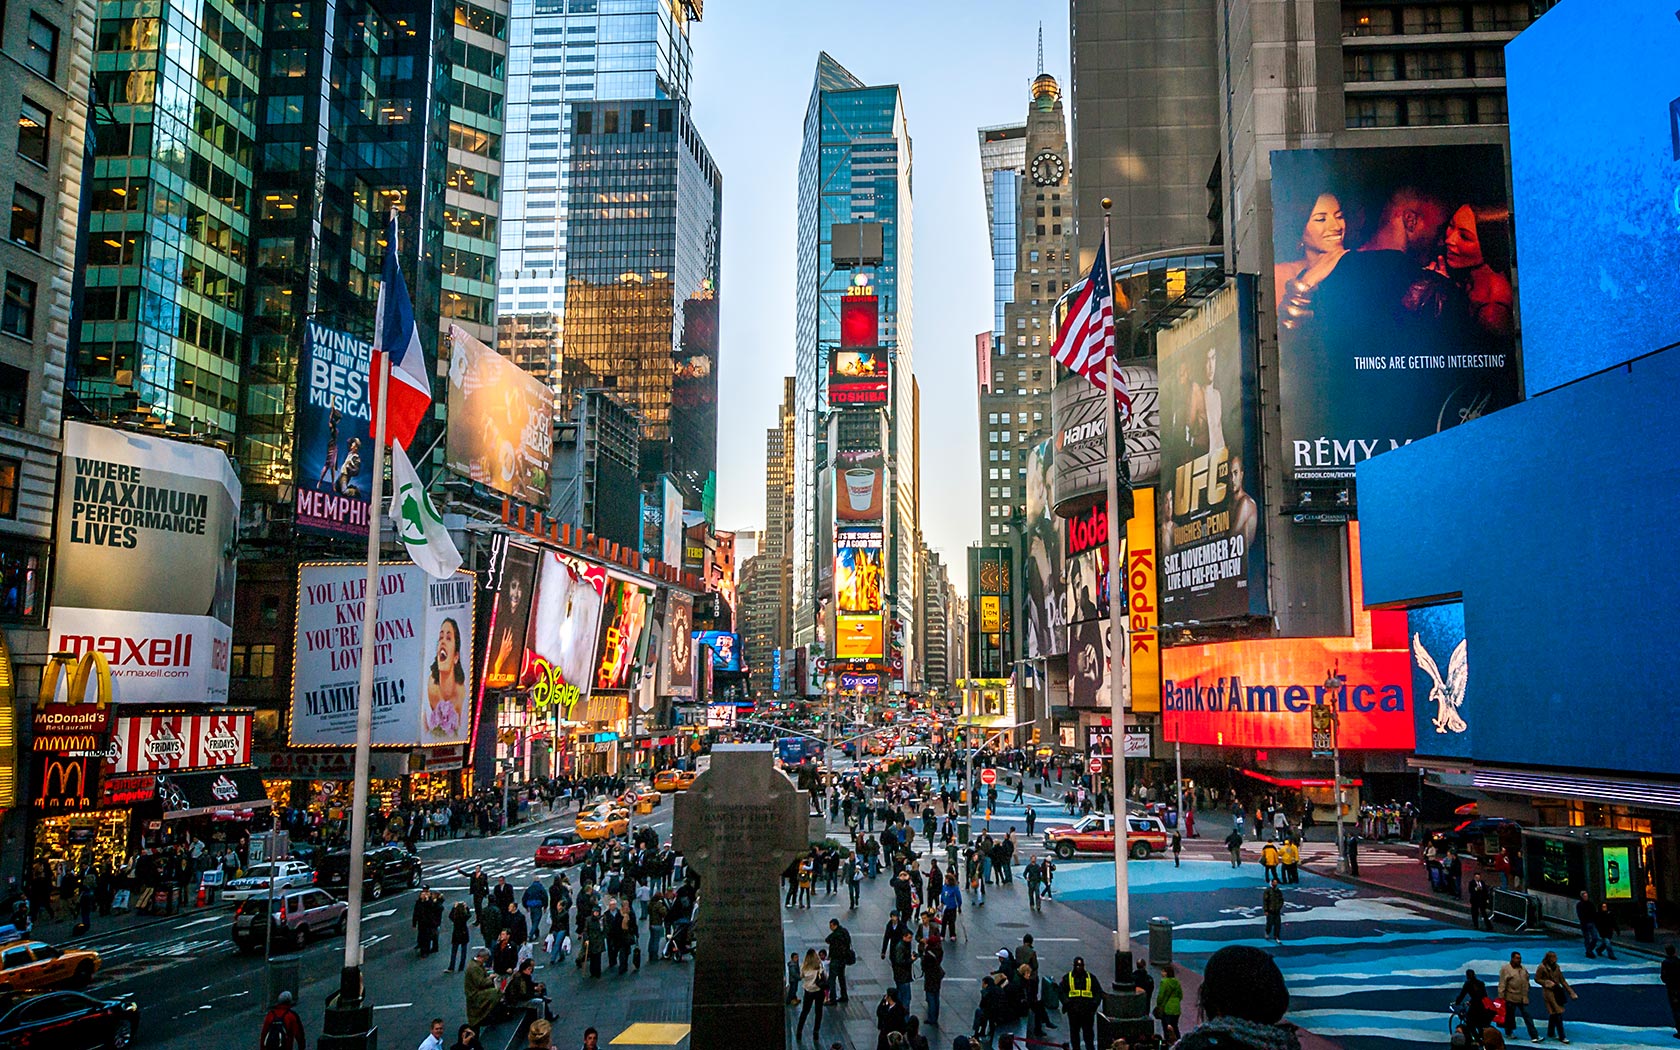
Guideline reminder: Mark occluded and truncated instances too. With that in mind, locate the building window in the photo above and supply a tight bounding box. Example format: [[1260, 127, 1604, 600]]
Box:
[[25, 15, 58, 80], [0, 458, 17, 517], [1346, 97, 1402, 128], [602, 109, 618, 134], [0, 364, 23, 425], [1407, 95, 1470, 126], [658, 107, 672, 133], [10, 185, 43, 250], [1344, 51, 1398, 82], [0, 536, 44, 621], [575, 110, 592, 135], [1, 273, 35, 338], [16, 99, 49, 166], [1402, 4, 1464, 33], [1342, 6, 1396, 35], [230, 643, 277, 679]]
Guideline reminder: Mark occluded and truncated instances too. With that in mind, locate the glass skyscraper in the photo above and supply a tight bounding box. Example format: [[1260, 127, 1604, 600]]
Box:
[[978, 123, 1025, 341], [793, 53, 917, 673], [497, 0, 699, 320], [74, 1, 265, 435], [561, 98, 721, 500]]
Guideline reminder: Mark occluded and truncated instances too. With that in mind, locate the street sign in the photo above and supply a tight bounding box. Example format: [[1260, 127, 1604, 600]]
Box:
[[1311, 703, 1335, 757], [979, 768, 997, 787], [1088, 756, 1104, 775]]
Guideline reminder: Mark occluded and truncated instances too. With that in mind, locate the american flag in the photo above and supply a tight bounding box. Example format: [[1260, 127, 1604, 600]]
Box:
[[1050, 229, 1130, 413]]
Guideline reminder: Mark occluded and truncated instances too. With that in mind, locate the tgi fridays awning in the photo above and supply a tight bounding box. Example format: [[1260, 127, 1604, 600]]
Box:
[[156, 768, 272, 819]]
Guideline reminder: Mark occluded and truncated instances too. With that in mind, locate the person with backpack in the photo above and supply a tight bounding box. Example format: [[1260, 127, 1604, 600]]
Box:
[[825, 919, 854, 1003], [260, 990, 306, 1050]]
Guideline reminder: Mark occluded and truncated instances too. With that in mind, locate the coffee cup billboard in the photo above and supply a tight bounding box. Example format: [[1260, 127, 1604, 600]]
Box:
[[835, 448, 884, 523]]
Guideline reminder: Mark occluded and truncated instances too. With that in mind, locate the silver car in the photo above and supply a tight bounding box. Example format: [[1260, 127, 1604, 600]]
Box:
[[231, 888, 346, 952], [221, 861, 314, 903]]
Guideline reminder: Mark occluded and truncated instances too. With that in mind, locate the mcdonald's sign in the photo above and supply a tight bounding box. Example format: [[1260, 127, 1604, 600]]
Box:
[[32, 651, 112, 811]]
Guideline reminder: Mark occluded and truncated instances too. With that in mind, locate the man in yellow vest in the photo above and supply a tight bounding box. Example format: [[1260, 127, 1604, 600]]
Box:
[[1059, 955, 1105, 1050], [1261, 840, 1280, 882], [1280, 839, 1300, 884]]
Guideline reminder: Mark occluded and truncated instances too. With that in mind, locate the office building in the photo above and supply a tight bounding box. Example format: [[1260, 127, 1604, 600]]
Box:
[[441, 0, 510, 350], [497, 0, 699, 319], [497, 309, 563, 405], [0, 0, 99, 847], [978, 123, 1025, 341], [558, 98, 720, 500], [550, 388, 642, 549], [792, 53, 917, 683], [917, 547, 954, 698]]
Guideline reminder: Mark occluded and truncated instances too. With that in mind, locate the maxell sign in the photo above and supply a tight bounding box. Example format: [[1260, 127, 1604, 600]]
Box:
[[47, 423, 240, 704]]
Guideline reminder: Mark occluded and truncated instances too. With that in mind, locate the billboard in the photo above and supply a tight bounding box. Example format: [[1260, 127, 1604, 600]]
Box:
[[1269, 146, 1521, 498], [484, 543, 538, 690], [830, 294, 888, 406], [445, 324, 554, 504], [291, 564, 476, 746], [1068, 618, 1111, 709], [524, 551, 607, 717], [662, 477, 684, 566], [835, 616, 884, 661], [595, 576, 653, 691], [695, 631, 741, 672], [1162, 526, 1413, 751], [1049, 362, 1158, 515], [1156, 277, 1268, 623], [835, 528, 883, 615], [1022, 439, 1065, 660], [1126, 488, 1161, 713], [1506, 2, 1680, 395], [49, 422, 239, 705], [295, 320, 374, 536], [968, 546, 1014, 679], [709, 531, 737, 624], [834, 447, 884, 523], [109, 711, 251, 774], [660, 591, 694, 697], [1407, 601, 1470, 761]]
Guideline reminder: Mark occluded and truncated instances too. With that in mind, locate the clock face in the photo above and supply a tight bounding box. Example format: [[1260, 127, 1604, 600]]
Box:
[[1030, 150, 1065, 187]]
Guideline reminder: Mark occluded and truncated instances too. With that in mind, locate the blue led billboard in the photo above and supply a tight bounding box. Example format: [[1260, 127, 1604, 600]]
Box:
[[1506, 1, 1680, 395]]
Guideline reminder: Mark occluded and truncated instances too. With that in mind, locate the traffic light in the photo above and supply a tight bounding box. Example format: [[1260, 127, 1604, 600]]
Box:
[[1030, 726, 1040, 745]]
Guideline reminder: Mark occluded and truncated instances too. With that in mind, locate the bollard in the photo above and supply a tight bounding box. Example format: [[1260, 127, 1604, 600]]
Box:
[[1148, 915, 1173, 966]]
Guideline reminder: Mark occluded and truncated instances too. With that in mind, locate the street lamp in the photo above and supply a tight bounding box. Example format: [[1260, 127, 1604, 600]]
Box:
[[1320, 666, 1347, 873], [823, 673, 839, 782]]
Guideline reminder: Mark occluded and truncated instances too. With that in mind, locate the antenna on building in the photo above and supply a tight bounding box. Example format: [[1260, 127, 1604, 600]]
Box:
[[1036, 24, 1044, 76]]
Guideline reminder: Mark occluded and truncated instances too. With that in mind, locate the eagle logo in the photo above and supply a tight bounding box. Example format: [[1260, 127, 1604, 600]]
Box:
[[1413, 633, 1469, 734]]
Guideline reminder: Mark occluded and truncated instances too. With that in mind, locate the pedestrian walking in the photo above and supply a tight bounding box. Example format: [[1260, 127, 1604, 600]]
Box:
[[1023, 857, 1044, 912], [1536, 951, 1576, 1043], [1225, 828, 1243, 868], [1260, 841, 1279, 882], [919, 930, 945, 1027], [1498, 950, 1540, 1042], [1024, 806, 1036, 837], [1469, 874, 1493, 932], [1155, 963, 1183, 1043], [786, 951, 802, 1005], [826, 919, 854, 1002], [1660, 944, 1680, 1038], [1594, 901, 1619, 959], [796, 948, 827, 1041], [1170, 830, 1182, 868], [889, 929, 915, 1008], [522, 879, 548, 938], [1059, 956, 1104, 1050], [1576, 891, 1607, 958], [940, 873, 963, 938], [1280, 838, 1299, 883], [875, 988, 909, 1050], [448, 901, 472, 973], [1262, 878, 1284, 943], [260, 990, 306, 1050]]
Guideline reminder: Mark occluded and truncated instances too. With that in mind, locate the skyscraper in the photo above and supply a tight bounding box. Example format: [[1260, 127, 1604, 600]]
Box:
[[497, 0, 700, 325], [793, 53, 916, 685], [977, 123, 1026, 341], [559, 99, 721, 501]]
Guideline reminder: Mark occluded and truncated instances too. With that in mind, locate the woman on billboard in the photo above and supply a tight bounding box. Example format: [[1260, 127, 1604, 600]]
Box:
[[1273, 192, 1349, 323], [426, 617, 466, 737], [1436, 204, 1514, 342]]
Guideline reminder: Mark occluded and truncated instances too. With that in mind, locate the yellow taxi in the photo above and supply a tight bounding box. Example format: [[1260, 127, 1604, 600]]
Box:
[[574, 802, 630, 841], [0, 937, 101, 991], [617, 783, 662, 809], [652, 769, 698, 793]]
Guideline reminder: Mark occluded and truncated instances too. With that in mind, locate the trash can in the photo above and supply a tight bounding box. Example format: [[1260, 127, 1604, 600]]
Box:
[[1148, 916, 1173, 966], [264, 957, 301, 1008], [958, 823, 970, 845]]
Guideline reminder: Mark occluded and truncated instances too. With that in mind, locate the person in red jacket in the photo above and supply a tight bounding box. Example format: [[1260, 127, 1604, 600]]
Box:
[[259, 990, 306, 1050]]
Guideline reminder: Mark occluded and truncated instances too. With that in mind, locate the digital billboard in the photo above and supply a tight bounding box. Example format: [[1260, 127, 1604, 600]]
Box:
[[835, 528, 883, 615], [840, 293, 878, 347], [695, 630, 741, 672], [1161, 526, 1413, 751], [1408, 601, 1470, 761], [524, 551, 608, 717], [830, 294, 888, 406], [595, 576, 653, 691], [1022, 439, 1064, 661], [445, 324, 554, 505], [835, 616, 884, 661], [1068, 618, 1110, 709], [49, 423, 239, 705], [1156, 277, 1268, 623], [834, 447, 884, 523], [660, 591, 694, 697], [483, 543, 538, 690], [1269, 146, 1521, 499], [1506, 2, 1680, 395], [295, 320, 374, 536], [1125, 488, 1161, 713], [291, 564, 475, 746], [661, 477, 684, 567]]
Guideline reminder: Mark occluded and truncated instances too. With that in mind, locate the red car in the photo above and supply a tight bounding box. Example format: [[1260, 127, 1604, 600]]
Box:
[[535, 830, 590, 868], [1043, 814, 1171, 860]]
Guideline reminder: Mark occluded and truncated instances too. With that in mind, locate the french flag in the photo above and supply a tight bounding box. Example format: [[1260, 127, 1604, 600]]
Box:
[[370, 211, 431, 451]]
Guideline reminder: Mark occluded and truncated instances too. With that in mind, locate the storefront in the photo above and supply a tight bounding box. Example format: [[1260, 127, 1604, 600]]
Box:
[[32, 809, 130, 875], [567, 693, 629, 777]]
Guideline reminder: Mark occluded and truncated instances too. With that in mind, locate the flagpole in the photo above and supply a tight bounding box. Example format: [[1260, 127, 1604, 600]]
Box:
[[341, 259, 393, 1006], [1099, 198, 1132, 983]]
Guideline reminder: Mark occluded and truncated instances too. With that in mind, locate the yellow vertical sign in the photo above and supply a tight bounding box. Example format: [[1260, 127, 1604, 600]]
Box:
[[979, 596, 1000, 634], [1126, 488, 1161, 712]]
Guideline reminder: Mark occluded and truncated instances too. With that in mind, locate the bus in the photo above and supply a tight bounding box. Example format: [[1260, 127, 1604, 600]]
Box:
[[776, 737, 825, 765]]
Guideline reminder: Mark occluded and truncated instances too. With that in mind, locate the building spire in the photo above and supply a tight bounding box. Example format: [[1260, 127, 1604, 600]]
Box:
[[1037, 23, 1044, 75]]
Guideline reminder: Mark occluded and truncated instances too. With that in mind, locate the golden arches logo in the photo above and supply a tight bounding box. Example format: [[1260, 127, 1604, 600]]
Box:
[[41, 651, 113, 709]]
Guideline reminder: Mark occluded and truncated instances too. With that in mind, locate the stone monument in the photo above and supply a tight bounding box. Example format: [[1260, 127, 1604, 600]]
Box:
[[673, 744, 809, 1049]]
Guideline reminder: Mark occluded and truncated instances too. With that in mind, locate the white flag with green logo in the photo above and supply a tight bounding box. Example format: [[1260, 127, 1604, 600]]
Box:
[[388, 441, 462, 579]]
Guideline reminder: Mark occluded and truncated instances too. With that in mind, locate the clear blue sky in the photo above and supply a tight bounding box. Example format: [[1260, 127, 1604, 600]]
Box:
[[690, 0, 1071, 588]]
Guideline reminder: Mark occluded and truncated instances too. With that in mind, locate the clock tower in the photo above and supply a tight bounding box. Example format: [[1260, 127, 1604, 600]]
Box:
[[977, 66, 1074, 683]]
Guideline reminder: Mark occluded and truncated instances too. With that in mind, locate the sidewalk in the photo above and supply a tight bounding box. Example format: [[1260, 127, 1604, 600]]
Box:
[[33, 806, 577, 949]]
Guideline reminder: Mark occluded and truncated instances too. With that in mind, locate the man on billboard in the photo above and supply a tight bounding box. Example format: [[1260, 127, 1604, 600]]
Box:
[[1269, 147, 1520, 489]]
